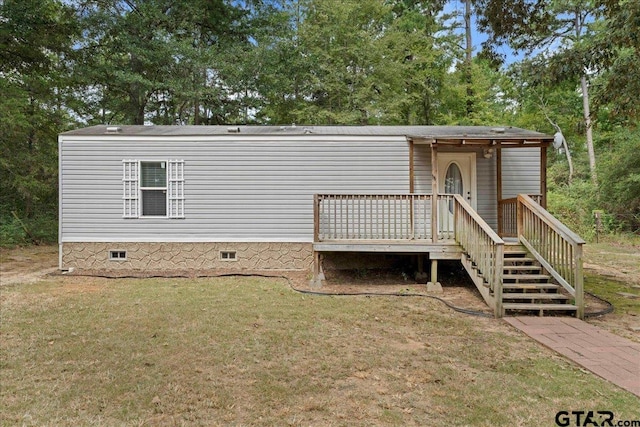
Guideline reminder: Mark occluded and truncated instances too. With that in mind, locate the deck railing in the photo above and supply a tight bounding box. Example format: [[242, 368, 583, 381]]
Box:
[[314, 194, 432, 241], [454, 194, 504, 317], [517, 194, 585, 318], [498, 194, 542, 237]]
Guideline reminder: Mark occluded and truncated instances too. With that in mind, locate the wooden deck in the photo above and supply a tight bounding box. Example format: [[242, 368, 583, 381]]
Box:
[[312, 193, 586, 319]]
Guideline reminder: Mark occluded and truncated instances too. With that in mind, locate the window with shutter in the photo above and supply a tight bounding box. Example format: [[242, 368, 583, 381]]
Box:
[[122, 159, 185, 219]]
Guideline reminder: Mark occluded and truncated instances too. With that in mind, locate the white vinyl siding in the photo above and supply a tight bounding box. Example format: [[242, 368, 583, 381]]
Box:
[[501, 148, 541, 198], [60, 136, 409, 242]]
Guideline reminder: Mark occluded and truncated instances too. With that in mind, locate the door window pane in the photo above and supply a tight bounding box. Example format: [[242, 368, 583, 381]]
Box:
[[444, 163, 463, 195]]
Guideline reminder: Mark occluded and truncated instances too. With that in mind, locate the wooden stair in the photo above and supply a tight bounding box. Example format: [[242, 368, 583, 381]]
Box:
[[500, 244, 577, 316]]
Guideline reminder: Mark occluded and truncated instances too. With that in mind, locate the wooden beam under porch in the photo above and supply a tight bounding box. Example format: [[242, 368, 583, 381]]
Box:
[[313, 240, 462, 260]]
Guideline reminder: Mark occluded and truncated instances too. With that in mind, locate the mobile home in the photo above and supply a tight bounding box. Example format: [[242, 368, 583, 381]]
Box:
[[59, 125, 585, 317]]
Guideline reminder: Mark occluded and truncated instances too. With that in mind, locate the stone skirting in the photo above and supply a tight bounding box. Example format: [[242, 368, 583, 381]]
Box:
[[62, 242, 314, 272]]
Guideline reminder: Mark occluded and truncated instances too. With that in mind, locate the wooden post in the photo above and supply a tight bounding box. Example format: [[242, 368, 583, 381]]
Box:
[[516, 195, 524, 239], [409, 141, 415, 193], [494, 243, 504, 318], [496, 147, 503, 236], [313, 194, 320, 242], [540, 146, 547, 209], [575, 244, 584, 319], [409, 142, 415, 238], [431, 144, 438, 243], [313, 251, 320, 281], [431, 259, 438, 283]]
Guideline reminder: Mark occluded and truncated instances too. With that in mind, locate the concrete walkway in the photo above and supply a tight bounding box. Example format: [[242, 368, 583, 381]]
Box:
[[504, 316, 640, 398]]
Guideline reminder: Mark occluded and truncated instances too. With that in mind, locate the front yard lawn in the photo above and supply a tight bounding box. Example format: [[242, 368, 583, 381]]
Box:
[[1, 274, 637, 426]]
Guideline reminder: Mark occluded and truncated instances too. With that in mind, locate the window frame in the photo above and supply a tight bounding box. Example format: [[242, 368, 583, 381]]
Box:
[[219, 251, 237, 261], [109, 250, 127, 261], [139, 160, 168, 218]]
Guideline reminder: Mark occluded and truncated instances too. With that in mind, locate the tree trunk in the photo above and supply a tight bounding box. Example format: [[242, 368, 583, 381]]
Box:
[[573, 11, 597, 186], [135, 101, 145, 125], [562, 135, 574, 184], [581, 75, 597, 186], [464, 0, 473, 116]]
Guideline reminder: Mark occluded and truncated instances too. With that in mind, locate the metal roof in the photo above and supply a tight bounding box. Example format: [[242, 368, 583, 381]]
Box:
[[61, 125, 552, 141]]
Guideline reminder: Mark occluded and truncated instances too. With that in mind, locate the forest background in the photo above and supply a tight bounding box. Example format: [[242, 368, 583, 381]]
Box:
[[1, 0, 638, 246]]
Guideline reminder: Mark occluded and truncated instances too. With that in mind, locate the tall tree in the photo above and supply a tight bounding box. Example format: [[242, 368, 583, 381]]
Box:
[[592, 0, 640, 122], [473, 0, 601, 185], [0, 0, 78, 238], [257, 0, 453, 125], [73, 0, 249, 125], [463, 0, 474, 116]]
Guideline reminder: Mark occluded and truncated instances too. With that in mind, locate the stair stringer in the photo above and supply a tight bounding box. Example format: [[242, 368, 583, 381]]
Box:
[[460, 254, 498, 316]]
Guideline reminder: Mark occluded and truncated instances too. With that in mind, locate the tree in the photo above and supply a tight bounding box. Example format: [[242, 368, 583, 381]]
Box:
[[473, 0, 601, 186], [598, 128, 640, 232], [241, 0, 309, 124], [256, 0, 454, 125], [591, 0, 640, 122], [73, 0, 250, 125], [0, 0, 78, 243]]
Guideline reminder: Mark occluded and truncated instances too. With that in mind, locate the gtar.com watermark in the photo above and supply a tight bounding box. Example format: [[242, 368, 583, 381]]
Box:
[[555, 411, 640, 427]]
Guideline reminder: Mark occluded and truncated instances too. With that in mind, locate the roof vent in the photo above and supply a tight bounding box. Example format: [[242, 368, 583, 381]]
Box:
[[227, 127, 240, 133], [105, 126, 122, 134], [491, 127, 506, 134], [279, 124, 298, 132]]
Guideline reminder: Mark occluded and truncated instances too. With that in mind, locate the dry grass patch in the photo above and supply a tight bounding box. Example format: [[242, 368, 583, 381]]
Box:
[[583, 237, 640, 342], [1, 275, 638, 426]]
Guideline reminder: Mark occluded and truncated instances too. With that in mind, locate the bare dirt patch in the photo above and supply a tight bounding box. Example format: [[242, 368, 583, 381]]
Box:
[[295, 261, 494, 317], [0, 245, 58, 286], [584, 241, 640, 286]]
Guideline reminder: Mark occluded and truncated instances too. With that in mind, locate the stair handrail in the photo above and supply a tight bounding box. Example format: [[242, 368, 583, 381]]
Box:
[[516, 194, 585, 319], [453, 194, 505, 317]]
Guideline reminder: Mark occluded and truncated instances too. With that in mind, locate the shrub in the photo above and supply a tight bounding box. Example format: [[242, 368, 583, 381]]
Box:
[[0, 213, 57, 248], [597, 128, 640, 234], [547, 180, 599, 240]]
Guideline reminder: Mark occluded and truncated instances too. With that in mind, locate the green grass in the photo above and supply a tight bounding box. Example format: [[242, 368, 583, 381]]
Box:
[[1, 275, 638, 426], [586, 274, 640, 316], [583, 238, 640, 317]]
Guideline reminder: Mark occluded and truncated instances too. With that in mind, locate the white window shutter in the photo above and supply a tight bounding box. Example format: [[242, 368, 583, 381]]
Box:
[[168, 159, 184, 218], [122, 160, 139, 218]]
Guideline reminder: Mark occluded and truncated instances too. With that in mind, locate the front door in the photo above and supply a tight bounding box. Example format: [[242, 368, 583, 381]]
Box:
[[437, 152, 477, 234]]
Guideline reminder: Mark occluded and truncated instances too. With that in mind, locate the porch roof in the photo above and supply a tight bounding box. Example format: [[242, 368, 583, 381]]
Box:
[[407, 127, 552, 148]]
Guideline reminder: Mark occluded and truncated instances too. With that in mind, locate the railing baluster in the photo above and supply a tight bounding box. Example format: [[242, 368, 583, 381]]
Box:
[[406, 195, 411, 239], [367, 196, 371, 239], [359, 195, 362, 239]]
